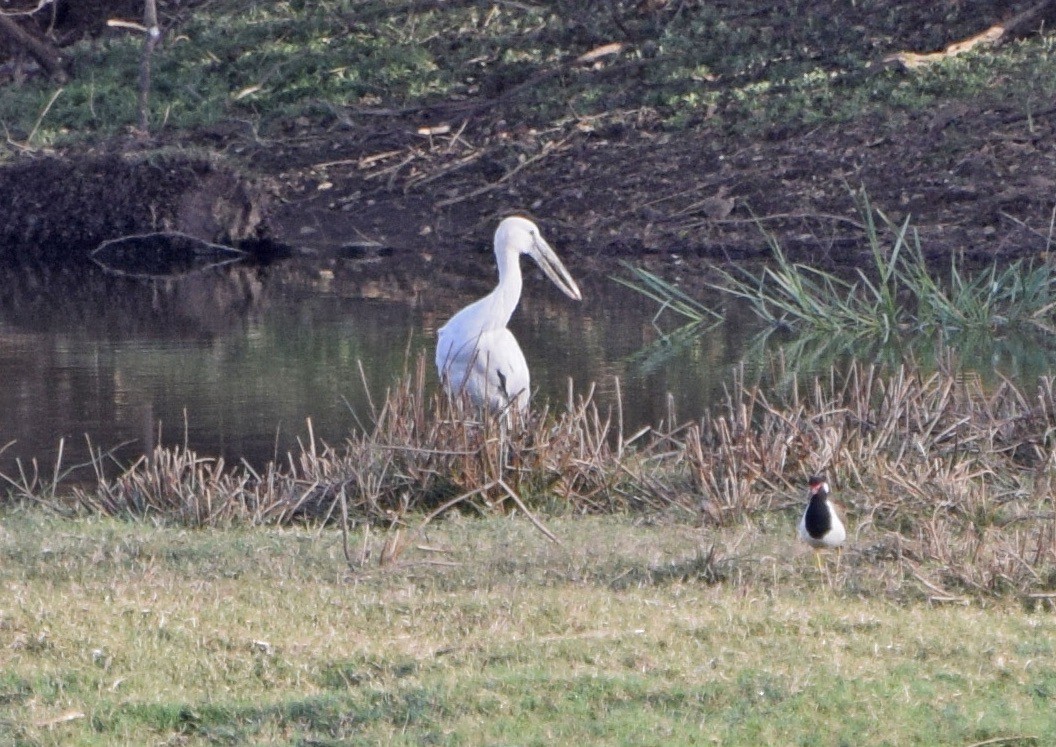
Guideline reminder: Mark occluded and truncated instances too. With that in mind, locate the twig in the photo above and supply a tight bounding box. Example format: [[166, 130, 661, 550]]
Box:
[[964, 737, 1038, 747], [907, 565, 968, 604], [24, 86, 63, 147], [363, 152, 419, 185], [999, 209, 1056, 249], [445, 118, 471, 154], [498, 479, 560, 544], [404, 151, 483, 192], [137, 0, 161, 136], [419, 482, 498, 531]]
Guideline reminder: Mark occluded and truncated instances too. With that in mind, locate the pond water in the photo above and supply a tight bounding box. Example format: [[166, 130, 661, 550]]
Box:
[[0, 253, 766, 481], [3, 251, 1056, 483]]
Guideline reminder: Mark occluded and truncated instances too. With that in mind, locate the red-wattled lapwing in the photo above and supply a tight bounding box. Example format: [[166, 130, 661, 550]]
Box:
[[798, 475, 846, 570]]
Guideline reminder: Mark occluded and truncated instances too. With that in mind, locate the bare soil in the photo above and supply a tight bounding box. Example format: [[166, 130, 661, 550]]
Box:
[[261, 101, 1056, 273]]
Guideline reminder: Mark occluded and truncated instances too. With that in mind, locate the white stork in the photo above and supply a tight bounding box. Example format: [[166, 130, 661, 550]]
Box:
[[436, 216, 582, 413]]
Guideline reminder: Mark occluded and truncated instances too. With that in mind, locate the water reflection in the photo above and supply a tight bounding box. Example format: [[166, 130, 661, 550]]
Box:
[[746, 321, 1056, 398], [3, 253, 1056, 482]]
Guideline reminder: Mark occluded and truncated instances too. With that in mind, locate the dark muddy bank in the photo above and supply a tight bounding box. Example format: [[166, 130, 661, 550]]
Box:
[[0, 151, 268, 258]]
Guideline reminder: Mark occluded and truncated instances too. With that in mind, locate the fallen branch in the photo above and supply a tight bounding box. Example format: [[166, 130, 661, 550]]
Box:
[[0, 12, 66, 81], [884, 0, 1056, 70]]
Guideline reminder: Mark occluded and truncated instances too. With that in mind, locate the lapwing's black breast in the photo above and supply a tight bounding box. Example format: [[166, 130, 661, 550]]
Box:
[[804, 497, 832, 539]]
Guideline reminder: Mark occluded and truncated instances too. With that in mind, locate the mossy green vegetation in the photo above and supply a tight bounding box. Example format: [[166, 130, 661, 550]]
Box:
[[2, 1, 1055, 148], [2, 510, 1055, 745]]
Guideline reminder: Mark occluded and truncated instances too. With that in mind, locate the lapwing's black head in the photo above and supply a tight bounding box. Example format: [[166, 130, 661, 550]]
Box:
[[808, 475, 829, 498]]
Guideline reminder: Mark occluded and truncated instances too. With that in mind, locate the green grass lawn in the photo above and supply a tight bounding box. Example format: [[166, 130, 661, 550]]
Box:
[[2, 509, 1053, 745]]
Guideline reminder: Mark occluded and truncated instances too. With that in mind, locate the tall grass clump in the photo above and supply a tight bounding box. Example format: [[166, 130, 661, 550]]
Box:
[[623, 195, 1056, 341]]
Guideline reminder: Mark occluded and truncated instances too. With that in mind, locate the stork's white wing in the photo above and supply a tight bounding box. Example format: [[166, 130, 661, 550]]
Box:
[[437, 326, 529, 412]]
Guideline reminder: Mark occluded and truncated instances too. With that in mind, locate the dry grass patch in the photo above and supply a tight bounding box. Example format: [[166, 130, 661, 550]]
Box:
[[6, 358, 1056, 600]]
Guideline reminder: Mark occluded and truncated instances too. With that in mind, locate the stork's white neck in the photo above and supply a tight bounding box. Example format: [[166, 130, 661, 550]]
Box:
[[485, 244, 523, 330]]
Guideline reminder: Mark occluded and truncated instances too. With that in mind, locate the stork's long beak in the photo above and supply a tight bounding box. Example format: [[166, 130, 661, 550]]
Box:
[[530, 235, 582, 301]]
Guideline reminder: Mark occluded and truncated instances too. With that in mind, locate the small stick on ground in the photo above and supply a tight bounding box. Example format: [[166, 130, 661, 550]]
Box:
[[884, 0, 1056, 70], [499, 479, 561, 544]]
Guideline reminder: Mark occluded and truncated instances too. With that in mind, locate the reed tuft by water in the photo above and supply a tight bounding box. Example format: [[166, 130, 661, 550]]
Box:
[[623, 194, 1056, 339]]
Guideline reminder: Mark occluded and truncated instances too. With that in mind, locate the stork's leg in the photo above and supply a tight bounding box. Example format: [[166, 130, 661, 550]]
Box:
[[498, 412, 510, 478]]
